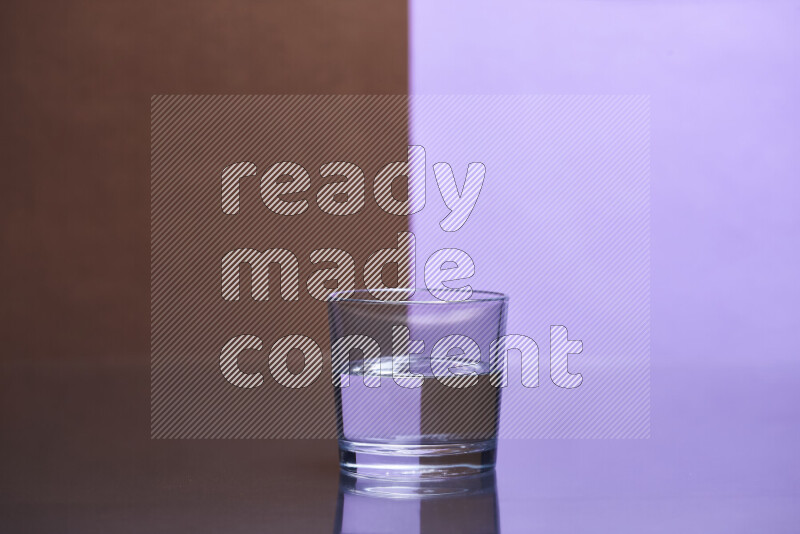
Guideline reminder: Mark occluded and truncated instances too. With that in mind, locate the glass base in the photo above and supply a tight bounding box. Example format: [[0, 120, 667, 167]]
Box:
[[339, 439, 497, 480]]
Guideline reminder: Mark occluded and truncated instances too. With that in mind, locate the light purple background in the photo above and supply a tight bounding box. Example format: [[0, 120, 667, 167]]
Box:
[[411, 0, 799, 531], [410, 94, 651, 439]]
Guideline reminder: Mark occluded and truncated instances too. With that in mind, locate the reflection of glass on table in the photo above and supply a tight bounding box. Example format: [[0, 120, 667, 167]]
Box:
[[334, 470, 499, 534]]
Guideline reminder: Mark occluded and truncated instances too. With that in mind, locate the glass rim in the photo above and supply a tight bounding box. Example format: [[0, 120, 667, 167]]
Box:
[[327, 288, 508, 305]]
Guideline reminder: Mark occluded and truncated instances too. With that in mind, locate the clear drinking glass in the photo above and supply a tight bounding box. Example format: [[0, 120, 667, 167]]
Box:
[[328, 288, 508, 479]]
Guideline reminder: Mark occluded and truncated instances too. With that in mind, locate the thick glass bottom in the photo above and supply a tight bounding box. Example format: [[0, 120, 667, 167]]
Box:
[[339, 439, 497, 480]]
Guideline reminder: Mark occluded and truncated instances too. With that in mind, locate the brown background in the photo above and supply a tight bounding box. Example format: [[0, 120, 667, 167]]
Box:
[[1, 0, 406, 367], [1, 0, 407, 530], [150, 95, 409, 438]]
